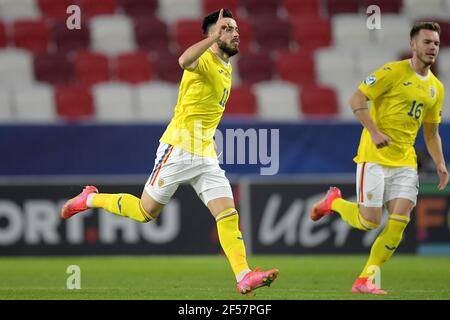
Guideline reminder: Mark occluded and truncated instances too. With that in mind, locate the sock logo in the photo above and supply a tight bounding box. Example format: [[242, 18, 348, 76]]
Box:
[[117, 196, 123, 213], [385, 245, 396, 251]]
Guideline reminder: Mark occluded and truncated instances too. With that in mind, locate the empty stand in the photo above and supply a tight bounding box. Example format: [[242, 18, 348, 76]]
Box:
[[117, 0, 158, 19], [174, 19, 204, 51], [314, 47, 358, 87], [116, 51, 153, 84], [135, 81, 178, 121], [277, 50, 316, 85], [0, 87, 12, 121], [158, 0, 203, 23], [291, 15, 331, 50], [326, 0, 360, 16], [249, 15, 293, 52], [237, 52, 275, 84], [203, 0, 238, 15], [12, 19, 50, 53], [154, 51, 183, 83], [13, 84, 56, 122], [55, 84, 94, 121], [133, 17, 170, 54], [300, 84, 338, 117], [79, 0, 117, 18], [0, 0, 40, 22], [361, 0, 402, 13], [331, 14, 373, 47], [240, 0, 281, 16], [52, 20, 90, 53], [0, 21, 6, 47], [402, 0, 448, 20], [92, 82, 136, 122], [224, 85, 257, 116], [37, 0, 74, 19], [34, 52, 73, 84], [73, 51, 111, 84], [90, 15, 136, 54], [0, 48, 34, 85]]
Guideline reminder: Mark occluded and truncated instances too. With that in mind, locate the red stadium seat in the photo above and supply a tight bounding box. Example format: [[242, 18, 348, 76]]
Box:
[[250, 15, 293, 52], [34, 52, 73, 84], [79, 0, 117, 18], [55, 84, 94, 121], [52, 20, 90, 53], [225, 85, 257, 116], [326, 0, 360, 15], [155, 51, 183, 83], [361, 0, 402, 13], [134, 17, 169, 55], [292, 15, 331, 50], [239, 0, 281, 16], [234, 17, 252, 53], [13, 20, 51, 53], [0, 22, 6, 47], [237, 52, 275, 84], [277, 50, 315, 85], [116, 51, 153, 84], [38, 0, 74, 19], [283, 0, 321, 17], [73, 51, 111, 84], [117, 0, 158, 18], [203, 0, 238, 15], [300, 85, 338, 117], [175, 19, 204, 51]]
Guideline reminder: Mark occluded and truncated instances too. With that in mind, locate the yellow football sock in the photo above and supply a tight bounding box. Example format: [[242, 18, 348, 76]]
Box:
[[216, 208, 250, 279], [331, 198, 379, 231], [360, 214, 410, 278], [90, 193, 154, 223]]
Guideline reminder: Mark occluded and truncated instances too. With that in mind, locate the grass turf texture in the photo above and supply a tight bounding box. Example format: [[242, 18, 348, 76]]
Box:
[[0, 255, 449, 300]]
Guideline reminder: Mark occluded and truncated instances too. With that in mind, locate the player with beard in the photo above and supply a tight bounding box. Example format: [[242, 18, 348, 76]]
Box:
[[61, 8, 278, 295], [311, 22, 448, 294]]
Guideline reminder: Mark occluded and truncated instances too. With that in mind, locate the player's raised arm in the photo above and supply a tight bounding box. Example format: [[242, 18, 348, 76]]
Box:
[[423, 122, 449, 190], [349, 89, 391, 149], [178, 8, 229, 71]]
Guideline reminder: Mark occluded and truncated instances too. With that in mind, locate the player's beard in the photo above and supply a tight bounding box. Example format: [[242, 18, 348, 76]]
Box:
[[417, 50, 436, 67], [218, 40, 239, 57]]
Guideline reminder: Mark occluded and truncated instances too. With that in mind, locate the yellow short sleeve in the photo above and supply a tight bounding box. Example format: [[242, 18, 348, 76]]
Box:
[[358, 64, 396, 101]]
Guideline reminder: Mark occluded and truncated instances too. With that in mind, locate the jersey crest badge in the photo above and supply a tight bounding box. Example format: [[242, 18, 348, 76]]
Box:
[[364, 75, 376, 86], [430, 86, 436, 99]]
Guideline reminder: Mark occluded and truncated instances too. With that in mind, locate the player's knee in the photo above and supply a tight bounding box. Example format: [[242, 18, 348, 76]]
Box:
[[359, 212, 381, 230], [139, 201, 161, 222]]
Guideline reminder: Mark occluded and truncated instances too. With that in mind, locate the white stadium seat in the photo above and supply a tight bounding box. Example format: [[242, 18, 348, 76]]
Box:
[[331, 14, 374, 48], [158, 0, 202, 24], [13, 84, 56, 122], [355, 46, 400, 80], [373, 14, 412, 52], [402, 0, 449, 20], [0, 0, 40, 22], [0, 49, 34, 86], [135, 81, 179, 122], [90, 15, 136, 54], [437, 48, 450, 79], [254, 80, 301, 120], [314, 47, 358, 87], [93, 82, 137, 122], [0, 87, 13, 121]]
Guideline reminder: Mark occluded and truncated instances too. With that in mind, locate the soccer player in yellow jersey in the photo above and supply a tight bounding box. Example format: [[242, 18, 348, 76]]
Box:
[[60, 9, 278, 295], [311, 22, 448, 294]]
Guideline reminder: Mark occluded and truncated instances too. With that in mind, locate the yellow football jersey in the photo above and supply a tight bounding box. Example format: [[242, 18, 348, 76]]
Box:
[[160, 48, 232, 158], [355, 59, 444, 168]]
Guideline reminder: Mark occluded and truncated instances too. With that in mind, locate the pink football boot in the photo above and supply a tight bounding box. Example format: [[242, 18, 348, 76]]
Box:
[[61, 186, 98, 220]]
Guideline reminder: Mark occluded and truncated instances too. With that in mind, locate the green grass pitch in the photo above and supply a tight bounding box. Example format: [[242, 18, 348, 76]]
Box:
[[0, 255, 449, 300]]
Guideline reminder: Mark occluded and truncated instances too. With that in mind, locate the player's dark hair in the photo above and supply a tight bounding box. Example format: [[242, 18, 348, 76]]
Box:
[[410, 22, 441, 39], [201, 8, 234, 36]]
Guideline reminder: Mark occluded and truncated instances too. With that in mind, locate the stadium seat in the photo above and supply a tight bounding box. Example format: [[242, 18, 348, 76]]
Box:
[[158, 0, 203, 24], [402, 0, 448, 20], [239, 0, 281, 16], [203, 0, 238, 15], [253, 80, 301, 120], [355, 46, 400, 79], [55, 84, 94, 121], [333, 83, 359, 120], [116, 51, 153, 84], [234, 17, 252, 53], [79, 0, 117, 18], [52, 20, 90, 53], [37, 0, 74, 19], [90, 15, 136, 54], [117, 0, 158, 19], [92, 82, 136, 122], [437, 48, 450, 80], [361, 0, 402, 13], [133, 17, 170, 54], [12, 19, 51, 53], [0, 0, 40, 22], [283, 0, 321, 17], [224, 85, 257, 117], [154, 51, 183, 83], [0, 22, 6, 47], [276, 50, 315, 85], [0, 87, 13, 121], [372, 14, 411, 52], [73, 51, 111, 84], [326, 0, 360, 16], [236, 52, 275, 84], [331, 14, 373, 47], [174, 19, 204, 51], [13, 84, 57, 122], [34, 52, 74, 85], [135, 81, 178, 121], [0, 48, 34, 85], [314, 47, 358, 87], [291, 15, 331, 50], [250, 16, 293, 52], [299, 84, 338, 117]]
